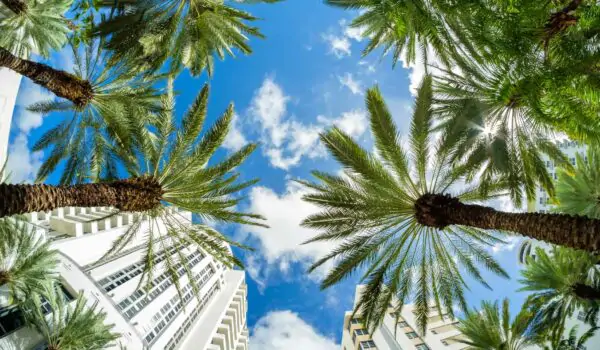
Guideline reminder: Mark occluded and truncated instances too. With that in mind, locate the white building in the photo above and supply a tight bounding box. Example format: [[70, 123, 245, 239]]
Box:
[[0, 68, 21, 167], [0, 207, 248, 350], [341, 285, 467, 350], [520, 139, 599, 349]]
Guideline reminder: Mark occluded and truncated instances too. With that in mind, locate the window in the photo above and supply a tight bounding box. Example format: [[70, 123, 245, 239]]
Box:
[[577, 310, 586, 321], [398, 321, 408, 327], [354, 329, 368, 336], [570, 157, 576, 166], [351, 318, 362, 324], [360, 340, 377, 349], [431, 329, 437, 334], [406, 331, 418, 339], [416, 344, 430, 350], [442, 340, 449, 346]]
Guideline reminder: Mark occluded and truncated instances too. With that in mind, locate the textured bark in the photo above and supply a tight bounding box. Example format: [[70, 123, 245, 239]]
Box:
[[414, 193, 600, 253], [1, 0, 27, 15], [0, 177, 163, 217], [0, 271, 10, 285], [544, 0, 582, 39], [572, 283, 600, 301], [0, 47, 94, 108]]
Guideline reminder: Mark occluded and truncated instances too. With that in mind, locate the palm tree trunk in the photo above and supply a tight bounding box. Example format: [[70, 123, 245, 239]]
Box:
[[0, 177, 163, 218], [0, 47, 94, 108], [572, 283, 600, 301], [1, 0, 27, 15], [415, 193, 600, 253]]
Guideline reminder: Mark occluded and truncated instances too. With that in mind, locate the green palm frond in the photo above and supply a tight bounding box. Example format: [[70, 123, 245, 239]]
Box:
[[0, 0, 71, 57], [22, 281, 119, 349], [555, 146, 600, 219], [519, 247, 600, 334], [32, 38, 163, 184], [541, 325, 598, 350], [434, 61, 574, 206], [95, 80, 265, 304], [457, 298, 538, 350], [300, 76, 508, 334], [0, 218, 58, 304], [325, 0, 464, 68], [93, 0, 277, 76]]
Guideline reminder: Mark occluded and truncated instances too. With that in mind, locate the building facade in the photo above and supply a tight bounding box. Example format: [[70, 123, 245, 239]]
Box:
[[0, 207, 248, 350], [341, 286, 467, 350], [520, 139, 598, 349], [0, 67, 21, 167]]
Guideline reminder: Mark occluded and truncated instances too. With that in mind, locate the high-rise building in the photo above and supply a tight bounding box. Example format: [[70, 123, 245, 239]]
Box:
[[0, 68, 22, 167], [0, 207, 248, 350], [520, 139, 599, 348], [340, 285, 467, 350]]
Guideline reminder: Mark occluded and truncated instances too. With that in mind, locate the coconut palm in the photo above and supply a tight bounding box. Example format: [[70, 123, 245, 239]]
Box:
[[299, 76, 600, 333], [555, 147, 600, 219], [457, 299, 538, 350], [22, 281, 119, 350], [520, 247, 600, 332], [29, 39, 162, 184], [0, 0, 71, 58], [0, 218, 58, 305], [92, 0, 281, 76], [0, 79, 265, 296]]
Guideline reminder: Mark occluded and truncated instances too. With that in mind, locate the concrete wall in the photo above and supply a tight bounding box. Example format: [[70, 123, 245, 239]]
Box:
[[0, 68, 21, 168]]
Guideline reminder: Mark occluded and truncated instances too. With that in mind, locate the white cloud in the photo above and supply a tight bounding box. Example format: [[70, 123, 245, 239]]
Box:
[[15, 80, 54, 133], [250, 311, 339, 350], [338, 73, 362, 95], [249, 78, 368, 170], [322, 34, 351, 58], [358, 60, 376, 74], [222, 114, 247, 151], [5, 133, 43, 183], [318, 110, 368, 138], [245, 181, 332, 265], [491, 236, 521, 255]]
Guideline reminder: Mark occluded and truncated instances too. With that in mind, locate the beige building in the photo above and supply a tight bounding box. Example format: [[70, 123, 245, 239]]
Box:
[[341, 285, 467, 350], [0, 207, 248, 350]]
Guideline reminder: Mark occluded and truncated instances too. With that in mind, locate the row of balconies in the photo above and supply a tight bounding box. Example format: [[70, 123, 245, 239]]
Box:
[[208, 284, 248, 350]]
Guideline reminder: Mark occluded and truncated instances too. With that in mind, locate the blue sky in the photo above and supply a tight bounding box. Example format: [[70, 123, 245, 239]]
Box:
[[6, 0, 531, 348]]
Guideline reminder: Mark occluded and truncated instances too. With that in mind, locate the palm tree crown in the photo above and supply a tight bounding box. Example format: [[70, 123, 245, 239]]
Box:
[[22, 281, 119, 350], [519, 247, 600, 332], [30, 39, 163, 184], [94, 0, 280, 76], [299, 76, 508, 333], [0, 0, 71, 57], [0, 218, 58, 304], [457, 298, 538, 350], [555, 146, 600, 219]]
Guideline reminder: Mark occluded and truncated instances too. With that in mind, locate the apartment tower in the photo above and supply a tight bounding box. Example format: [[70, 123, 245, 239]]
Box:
[[341, 285, 467, 350], [0, 207, 248, 350]]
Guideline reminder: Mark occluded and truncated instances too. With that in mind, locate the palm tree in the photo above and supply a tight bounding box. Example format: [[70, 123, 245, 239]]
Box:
[[541, 325, 597, 350], [555, 146, 600, 219], [22, 281, 119, 350], [29, 39, 162, 184], [0, 0, 71, 58], [93, 0, 281, 76], [0, 79, 265, 294], [0, 218, 58, 305], [299, 77, 600, 333], [433, 62, 579, 205], [456, 299, 538, 350], [0, 36, 161, 109], [519, 247, 600, 332], [324, 0, 466, 68]]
